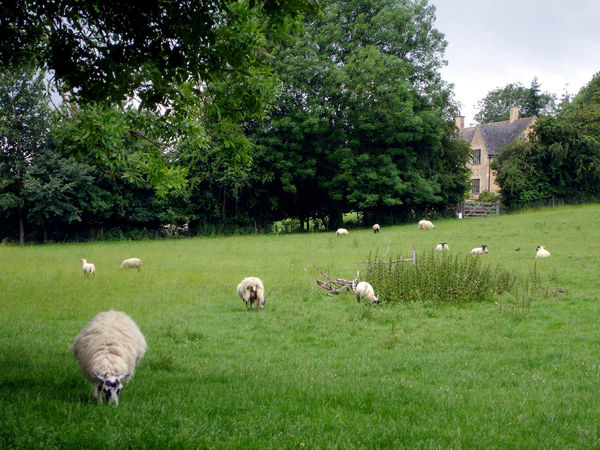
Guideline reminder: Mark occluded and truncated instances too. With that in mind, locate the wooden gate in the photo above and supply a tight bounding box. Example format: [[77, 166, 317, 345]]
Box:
[[458, 201, 500, 218]]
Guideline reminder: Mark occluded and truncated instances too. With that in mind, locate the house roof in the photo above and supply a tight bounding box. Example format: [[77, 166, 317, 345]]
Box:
[[459, 116, 536, 156]]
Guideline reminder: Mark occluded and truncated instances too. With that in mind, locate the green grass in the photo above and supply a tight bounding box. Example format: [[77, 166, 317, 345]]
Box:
[[1, 204, 600, 448]]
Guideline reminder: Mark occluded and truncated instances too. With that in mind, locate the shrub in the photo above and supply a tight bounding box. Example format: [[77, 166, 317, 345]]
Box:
[[364, 250, 517, 303]]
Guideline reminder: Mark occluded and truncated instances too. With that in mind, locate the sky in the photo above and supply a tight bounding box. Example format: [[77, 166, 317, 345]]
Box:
[[429, 0, 600, 126]]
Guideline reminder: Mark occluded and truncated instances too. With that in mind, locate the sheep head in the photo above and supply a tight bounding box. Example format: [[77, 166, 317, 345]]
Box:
[[95, 373, 130, 405]]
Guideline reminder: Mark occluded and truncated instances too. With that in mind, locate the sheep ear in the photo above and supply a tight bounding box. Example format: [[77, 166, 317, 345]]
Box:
[[119, 373, 130, 383]]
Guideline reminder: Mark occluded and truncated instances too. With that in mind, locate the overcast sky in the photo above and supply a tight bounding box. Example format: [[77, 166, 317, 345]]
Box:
[[429, 0, 600, 126]]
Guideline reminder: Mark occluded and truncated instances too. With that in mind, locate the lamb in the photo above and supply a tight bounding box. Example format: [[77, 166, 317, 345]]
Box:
[[355, 281, 380, 304], [336, 228, 349, 236], [373, 224, 380, 234], [120, 257, 142, 270], [418, 220, 435, 230], [471, 245, 488, 254], [80, 259, 95, 277], [237, 277, 265, 310], [71, 310, 147, 405], [435, 242, 449, 251], [536, 245, 551, 258]]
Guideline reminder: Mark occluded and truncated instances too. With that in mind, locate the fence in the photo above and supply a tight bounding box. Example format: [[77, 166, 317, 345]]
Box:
[[457, 201, 501, 218]]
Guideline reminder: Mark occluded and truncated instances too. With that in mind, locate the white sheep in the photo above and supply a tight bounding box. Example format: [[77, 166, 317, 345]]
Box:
[[373, 224, 380, 234], [120, 257, 142, 270], [336, 228, 349, 236], [237, 277, 265, 310], [71, 310, 147, 405], [471, 245, 488, 254], [536, 245, 551, 258], [418, 220, 435, 230], [355, 281, 380, 304], [435, 242, 449, 251], [80, 259, 95, 277]]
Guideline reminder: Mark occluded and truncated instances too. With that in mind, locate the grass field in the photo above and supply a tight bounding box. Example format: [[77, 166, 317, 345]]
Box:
[[1, 204, 599, 448]]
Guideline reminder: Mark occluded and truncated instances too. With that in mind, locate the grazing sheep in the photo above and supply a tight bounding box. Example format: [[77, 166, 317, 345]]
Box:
[[336, 228, 349, 236], [237, 277, 265, 310], [373, 224, 380, 234], [71, 310, 147, 405], [435, 242, 449, 251], [471, 245, 488, 255], [355, 281, 380, 304], [536, 245, 551, 258], [80, 259, 95, 277], [120, 257, 142, 271], [418, 220, 435, 230]]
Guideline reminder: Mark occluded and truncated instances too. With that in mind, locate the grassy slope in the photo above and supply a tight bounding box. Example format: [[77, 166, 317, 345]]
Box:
[[0, 204, 599, 448]]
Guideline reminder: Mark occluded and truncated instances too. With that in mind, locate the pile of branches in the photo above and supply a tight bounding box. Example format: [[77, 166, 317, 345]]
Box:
[[311, 264, 360, 296], [310, 245, 416, 297]]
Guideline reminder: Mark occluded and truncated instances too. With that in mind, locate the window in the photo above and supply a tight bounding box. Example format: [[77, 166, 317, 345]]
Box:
[[471, 179, 480, 195], [472, 149, 481, 165]]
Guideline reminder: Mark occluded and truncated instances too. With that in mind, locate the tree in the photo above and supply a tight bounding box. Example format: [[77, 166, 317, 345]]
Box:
[[0, 65, 51, 243], [24, 150, 94, 242], [474, 79, 557, 123], [0, 0, 319, 109], [247, 0, 470, 227]]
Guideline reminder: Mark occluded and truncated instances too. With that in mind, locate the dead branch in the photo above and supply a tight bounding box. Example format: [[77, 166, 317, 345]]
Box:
[[358, 245, 416, 265], [310, 264, 360, 296]]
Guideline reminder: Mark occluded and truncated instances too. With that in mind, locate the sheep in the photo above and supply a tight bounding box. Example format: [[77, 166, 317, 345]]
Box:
[[71, 310, 147, 405], [373, 224, 380, 234], [80, 259, 95, 277], [471, 245, 488, 255], [536, 245, 551, 258], [355, 281, 380, 304], [237, 277, 265, 310], [435, 242, 449, 251], [418, 220, 435, 230], [336, 228, 349, 236], [120, 257, 142, 271]]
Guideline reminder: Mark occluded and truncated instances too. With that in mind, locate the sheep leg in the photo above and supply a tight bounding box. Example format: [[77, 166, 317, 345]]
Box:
[[93, 382, 103, 403]]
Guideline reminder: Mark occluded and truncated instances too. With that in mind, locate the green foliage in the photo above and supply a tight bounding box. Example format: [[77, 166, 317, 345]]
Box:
[[493, 73, 600, 210], [478, 190, 500, 202], [365, 251, 517, 303], [1, 0, 319, 109], [24, 150, 94, 238], [247, 0, 470, 227], [55, 103, 187, 197], [0, 64, 52, 242], [474, 79, 557, 123]]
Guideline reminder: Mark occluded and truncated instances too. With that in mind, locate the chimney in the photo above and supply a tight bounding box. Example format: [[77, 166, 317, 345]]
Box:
[[509, 106, 519, 122], [454, 115, 465, 130]]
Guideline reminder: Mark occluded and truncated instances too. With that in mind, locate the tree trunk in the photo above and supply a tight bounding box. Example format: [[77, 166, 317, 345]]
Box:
[[19, 217, 25, 245]]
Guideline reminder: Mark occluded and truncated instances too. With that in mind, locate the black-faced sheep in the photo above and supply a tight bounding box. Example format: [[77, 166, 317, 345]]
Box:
[[471, 245, 488, 254], [71, 310, 147, 405], [536, 245, 551, 258], [435, 242, 449, 251], [237, 277, 265, 310], [373, 224, 380, 234]]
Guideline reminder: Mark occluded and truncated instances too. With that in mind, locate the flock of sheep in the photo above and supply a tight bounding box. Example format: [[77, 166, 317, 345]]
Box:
[[72, 218, 551, 406], [336, 219, 551, 258]]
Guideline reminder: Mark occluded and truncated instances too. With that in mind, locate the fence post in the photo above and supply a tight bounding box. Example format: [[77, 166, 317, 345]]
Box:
[[495, 201, 500, 216]]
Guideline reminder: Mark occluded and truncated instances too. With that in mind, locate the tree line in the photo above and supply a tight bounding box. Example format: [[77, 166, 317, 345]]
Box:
[[1, 0, 474, 243]]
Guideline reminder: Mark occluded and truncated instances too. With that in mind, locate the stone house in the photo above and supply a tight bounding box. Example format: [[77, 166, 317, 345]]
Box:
[[457, 107, 536, 198]]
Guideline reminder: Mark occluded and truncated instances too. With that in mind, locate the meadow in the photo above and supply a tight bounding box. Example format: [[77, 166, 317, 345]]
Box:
[[1, 204, 599, 448]]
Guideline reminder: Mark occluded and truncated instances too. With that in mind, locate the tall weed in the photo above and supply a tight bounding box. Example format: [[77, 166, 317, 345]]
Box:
[[365, 250, 518, 304]]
